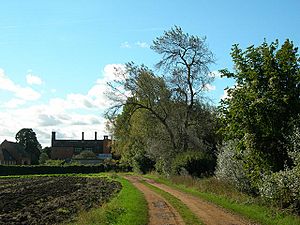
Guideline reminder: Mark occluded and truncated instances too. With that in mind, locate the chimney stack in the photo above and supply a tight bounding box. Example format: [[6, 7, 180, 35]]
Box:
[[82, 132, 84, 140], [95, 131, 97, 140], [51, 131, 56, 146]]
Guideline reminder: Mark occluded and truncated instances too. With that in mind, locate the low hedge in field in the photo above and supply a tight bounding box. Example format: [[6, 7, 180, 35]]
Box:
[[0, 164, 132, 176]]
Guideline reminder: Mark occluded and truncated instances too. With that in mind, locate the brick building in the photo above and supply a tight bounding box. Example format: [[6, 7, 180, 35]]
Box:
[[50, 132, 112, 160], [0, 140, 31, 165]]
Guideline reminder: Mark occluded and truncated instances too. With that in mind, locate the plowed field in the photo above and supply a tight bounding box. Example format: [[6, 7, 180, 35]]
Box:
[[0, 176, 121, 225]]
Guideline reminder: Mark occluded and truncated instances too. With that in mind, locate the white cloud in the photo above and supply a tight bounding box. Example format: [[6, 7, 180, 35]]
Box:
[[26, 74, 43, 85], [121, 41, 150, 49], [221, 89, 229, 100], [120, 41, 131, 48], [0, 64, 126, 147], [204, 84, 216, 91], [0, 68, 41, 101], [135, 41, 149, 48], [3, 99, 26, 108]]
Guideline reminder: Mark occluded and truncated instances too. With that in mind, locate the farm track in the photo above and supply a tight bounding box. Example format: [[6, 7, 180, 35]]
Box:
[[125, 176, 185, 225], [128, 175, 258, 225], [0, 176, 121, 225]]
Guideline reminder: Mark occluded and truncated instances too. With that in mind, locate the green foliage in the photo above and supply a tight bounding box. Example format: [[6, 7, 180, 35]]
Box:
[[38, 152, 49, 164], [215, 140, 252, 193], [171, 150, 216, 177], [131, 149, 155, 174], [44, 159, 64, 166], [259, 126, 300, 211], [259, 167, 300, 210], [220, 39, 300, 179], [15, 128, 42, 164], [107, 26, 218, 176], [73, 150, 97, 159]]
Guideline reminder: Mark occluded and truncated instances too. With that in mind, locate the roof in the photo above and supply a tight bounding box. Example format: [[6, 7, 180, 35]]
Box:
[[52, 139, 104, 148], [0, 140, 30, 160], [2, 149, 16, 161]]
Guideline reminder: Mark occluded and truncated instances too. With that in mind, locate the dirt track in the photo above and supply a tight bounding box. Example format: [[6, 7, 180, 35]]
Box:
[[128, 175, 257, 225], [125, 176, 185, 225]]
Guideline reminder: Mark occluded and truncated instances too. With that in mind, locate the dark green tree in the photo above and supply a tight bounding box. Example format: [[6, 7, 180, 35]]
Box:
[[15, 128, 42, 164], [220, 40, 300, 176]]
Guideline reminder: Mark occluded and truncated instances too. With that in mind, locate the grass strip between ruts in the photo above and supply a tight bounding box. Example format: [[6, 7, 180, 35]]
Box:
[[141, 179, 203, 225]]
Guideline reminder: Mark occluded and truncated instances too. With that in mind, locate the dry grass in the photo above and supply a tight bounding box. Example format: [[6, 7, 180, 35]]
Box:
[[169, 175, 252, 203]]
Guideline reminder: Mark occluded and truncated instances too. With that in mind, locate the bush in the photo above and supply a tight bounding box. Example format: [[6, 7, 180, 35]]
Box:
[[215, 140, 252, 192], [73, 150, 97, 159], [259, 167, 300, 210], [259, 126, 300, 211], [131, 150, 155, 174], [171, 150, 215, 177]]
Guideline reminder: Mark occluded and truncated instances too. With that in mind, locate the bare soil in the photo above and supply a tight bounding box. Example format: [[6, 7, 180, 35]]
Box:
[[125, 176, 185, 225], [0, 176, 121, 225], [130, 175, 258, 225]]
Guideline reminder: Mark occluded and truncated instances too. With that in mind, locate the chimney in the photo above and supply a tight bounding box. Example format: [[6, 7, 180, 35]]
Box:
[[82, 132, 84, 140], [95, 131, 97, 140], [51, 132, 56, 146]]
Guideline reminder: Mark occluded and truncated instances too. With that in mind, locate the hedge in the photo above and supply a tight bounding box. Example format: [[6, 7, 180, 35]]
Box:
[[0, 164, 132, 176]]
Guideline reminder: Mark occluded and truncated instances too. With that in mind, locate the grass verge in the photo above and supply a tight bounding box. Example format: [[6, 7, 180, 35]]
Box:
[[70, 173, 148, 225], [141, 180, 203, 225], [144, 174, 300, 225]]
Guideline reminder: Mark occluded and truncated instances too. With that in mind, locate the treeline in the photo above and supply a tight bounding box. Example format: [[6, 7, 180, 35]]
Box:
[[106, 26, 300, 212]]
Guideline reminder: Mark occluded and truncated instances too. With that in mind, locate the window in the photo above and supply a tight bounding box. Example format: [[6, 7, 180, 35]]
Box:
[[85, 147, 93, 151], [74, 147, 82, 153]]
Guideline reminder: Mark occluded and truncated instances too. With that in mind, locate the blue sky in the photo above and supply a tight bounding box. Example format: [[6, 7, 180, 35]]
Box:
[[0, 0, 299, 146]]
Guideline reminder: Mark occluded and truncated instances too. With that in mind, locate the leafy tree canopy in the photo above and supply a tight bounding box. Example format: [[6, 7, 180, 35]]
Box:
[[220, 39, 300, 172], [15, 128, 42, 164]]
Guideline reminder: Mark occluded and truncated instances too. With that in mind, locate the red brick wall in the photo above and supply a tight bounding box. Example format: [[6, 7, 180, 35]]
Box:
[[51, 147, 74, 160], [103, 139, 112, 154]]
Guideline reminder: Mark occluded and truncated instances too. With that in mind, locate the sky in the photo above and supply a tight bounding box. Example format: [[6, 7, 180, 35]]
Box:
[[0, 0, 299, 147]]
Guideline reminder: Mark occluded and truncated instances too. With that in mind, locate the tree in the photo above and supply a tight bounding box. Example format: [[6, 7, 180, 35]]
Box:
[[151, 26, 215, 151], [39, 152, 49, 164], [15, 128, 42, 164], [107, 64, 177, 151], [107, 26, 215, 153], [220, 40, 300, 176]]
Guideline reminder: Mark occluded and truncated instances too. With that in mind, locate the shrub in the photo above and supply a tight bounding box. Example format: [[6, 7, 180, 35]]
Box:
[[131, 150, 155, 174], [259, 126, 300, 211], [215, 140, 252, 192], [73, 150, 97, 159], [171, 150, 215, 177]]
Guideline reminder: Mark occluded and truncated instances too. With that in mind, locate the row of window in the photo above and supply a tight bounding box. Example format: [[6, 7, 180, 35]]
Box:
[[0, 160, 16, 165], [74, 147, 93, 153]]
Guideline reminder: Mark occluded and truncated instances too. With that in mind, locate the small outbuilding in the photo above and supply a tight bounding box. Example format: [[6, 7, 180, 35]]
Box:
[[0, 140, 31, 165]]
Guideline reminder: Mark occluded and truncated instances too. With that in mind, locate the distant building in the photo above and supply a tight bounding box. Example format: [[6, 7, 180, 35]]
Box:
[[50, 132, 112, 160], [0, 140, 31, 165]]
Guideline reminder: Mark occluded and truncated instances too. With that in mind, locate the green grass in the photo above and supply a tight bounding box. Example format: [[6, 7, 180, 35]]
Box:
[[144, 174, 300, 225], [141, 180, 203, 225], [70, 173, 148, 225]]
